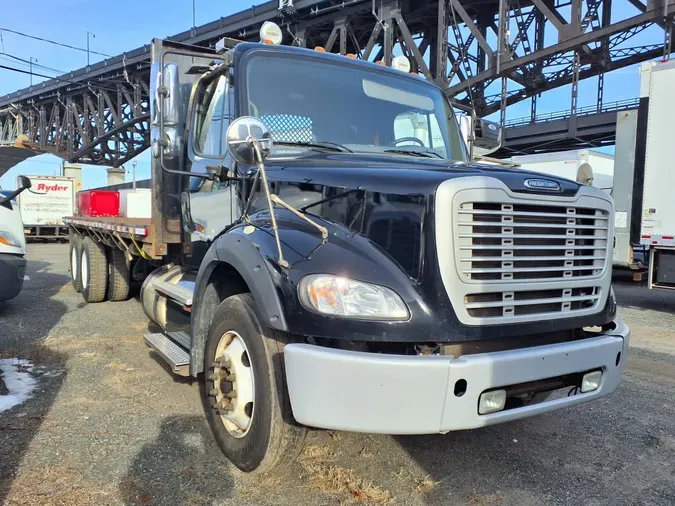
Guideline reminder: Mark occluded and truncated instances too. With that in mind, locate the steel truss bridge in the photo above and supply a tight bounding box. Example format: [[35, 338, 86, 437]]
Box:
[[0, 0, 673, 168]]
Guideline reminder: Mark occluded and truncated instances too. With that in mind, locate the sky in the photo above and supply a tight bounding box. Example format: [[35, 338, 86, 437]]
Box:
[[0, 0, 666, 190]]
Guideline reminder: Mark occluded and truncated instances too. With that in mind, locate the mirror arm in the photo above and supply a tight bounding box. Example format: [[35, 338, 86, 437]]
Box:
[[241, 164, 262, 220], [250, 140, 290, 269], [0, 186, 29, 209], [160, 165, 216, 181]]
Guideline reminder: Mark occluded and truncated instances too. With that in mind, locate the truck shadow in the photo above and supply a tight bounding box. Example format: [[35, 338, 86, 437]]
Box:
[[393, 378, 671, 505], [613, 280, 675, 313], [0, 260, 69, 504], [118, 415, 235, 505]]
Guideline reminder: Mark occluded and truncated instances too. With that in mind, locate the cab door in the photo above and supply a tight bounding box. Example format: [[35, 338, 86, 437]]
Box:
[[185, 69, 237, 263]]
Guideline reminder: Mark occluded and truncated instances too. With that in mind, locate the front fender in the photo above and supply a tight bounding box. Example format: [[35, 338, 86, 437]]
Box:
[[189, 227, 289, 375]]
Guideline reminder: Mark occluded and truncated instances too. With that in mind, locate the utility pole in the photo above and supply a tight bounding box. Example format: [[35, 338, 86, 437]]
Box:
[[192, 0, 197, 37], [87, 31, 95, 66], [29, 57, 37, 86], [132, 161, 137, 190]]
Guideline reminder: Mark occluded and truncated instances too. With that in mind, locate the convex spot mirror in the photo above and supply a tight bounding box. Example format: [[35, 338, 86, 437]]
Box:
[[225, 116, 273, 165]]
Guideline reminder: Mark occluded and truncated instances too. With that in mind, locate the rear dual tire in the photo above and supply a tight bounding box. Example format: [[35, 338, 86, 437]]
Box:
[[69, 233, 83, 293], [107, 247, 131, 302], [81, 237, 108, 303]]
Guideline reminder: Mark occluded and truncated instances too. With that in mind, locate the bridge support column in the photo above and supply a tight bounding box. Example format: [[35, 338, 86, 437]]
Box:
[[63, 163, 83, 192], [107, 167, 126, 187]]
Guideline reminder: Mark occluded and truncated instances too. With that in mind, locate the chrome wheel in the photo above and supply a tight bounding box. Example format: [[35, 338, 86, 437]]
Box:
[[210, 330, 255, 438], [81, 250, 89, 290]]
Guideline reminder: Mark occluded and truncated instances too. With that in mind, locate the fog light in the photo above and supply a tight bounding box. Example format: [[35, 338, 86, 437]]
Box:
[[581, 371, 602, 393], [479, 389, 506, 415]]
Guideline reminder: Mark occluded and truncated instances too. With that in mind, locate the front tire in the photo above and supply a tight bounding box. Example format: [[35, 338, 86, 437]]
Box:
[[81, 237, 108, 303], [203, 294, 307, 473]]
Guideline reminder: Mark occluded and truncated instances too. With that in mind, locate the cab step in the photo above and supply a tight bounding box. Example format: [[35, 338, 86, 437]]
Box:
[[152, 280, 193, 306], [144, 332, 190, 376]]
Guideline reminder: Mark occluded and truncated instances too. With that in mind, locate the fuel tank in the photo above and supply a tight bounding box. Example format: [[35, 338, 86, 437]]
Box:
[[141, 264, 196, 331]]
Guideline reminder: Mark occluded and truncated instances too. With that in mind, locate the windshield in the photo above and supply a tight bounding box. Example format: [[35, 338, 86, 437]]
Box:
[[243, 53, 467, 161]]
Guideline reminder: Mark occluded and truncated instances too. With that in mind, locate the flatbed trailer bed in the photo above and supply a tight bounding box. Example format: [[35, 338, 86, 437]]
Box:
[[62, 215, 170, 260]]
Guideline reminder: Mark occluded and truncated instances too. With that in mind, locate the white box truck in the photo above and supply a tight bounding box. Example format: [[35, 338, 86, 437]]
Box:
[[18, 175, 75, 241], [509, 150, 614, 194]]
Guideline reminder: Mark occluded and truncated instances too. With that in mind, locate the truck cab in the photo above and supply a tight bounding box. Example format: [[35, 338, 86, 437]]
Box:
[[66, 30, 629, 473]]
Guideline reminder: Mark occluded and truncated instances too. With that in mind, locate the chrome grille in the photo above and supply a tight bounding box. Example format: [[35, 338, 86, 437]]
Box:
[[435, 178, 613, 326], [464, 287, 601, 319], [457, 202, 609, 282]]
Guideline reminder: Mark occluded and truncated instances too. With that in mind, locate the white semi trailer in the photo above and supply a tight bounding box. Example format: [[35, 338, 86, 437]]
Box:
[[509, 150, 614, 194], [612, 59, 675, 288]]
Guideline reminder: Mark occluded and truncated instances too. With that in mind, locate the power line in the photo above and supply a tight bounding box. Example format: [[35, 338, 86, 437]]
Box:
[[0, 27, 112, 58], [0, 64, 123, 94], [0, 52, 65, 74]]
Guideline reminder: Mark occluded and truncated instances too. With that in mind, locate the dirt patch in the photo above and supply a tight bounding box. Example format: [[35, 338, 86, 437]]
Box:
[[467, 492, 504, 505], [414, 475, 439, 494], [302, 463, 393, 504], [2, 466, 118, 506]]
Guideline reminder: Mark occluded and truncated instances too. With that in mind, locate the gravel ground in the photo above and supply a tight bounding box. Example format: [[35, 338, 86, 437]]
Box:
[[0, 243, 673, 506]]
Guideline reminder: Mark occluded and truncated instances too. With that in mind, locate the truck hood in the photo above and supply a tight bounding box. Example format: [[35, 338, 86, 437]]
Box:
[[264, 151, 582, 197], [255, 152, 584, 281]]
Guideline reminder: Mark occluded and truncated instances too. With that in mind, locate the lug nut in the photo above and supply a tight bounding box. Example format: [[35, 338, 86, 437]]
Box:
[[213, 355, 231, 367], [226, 391, 238, 399], [225, 374, 236, 382], [209, 388, 219, 397], [208, 373, 220, 381], [215, 399, 230, 410]]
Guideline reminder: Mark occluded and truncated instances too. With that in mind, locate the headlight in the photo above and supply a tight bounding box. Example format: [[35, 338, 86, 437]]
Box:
[[0, 231, 21, 248], [298, 274, 409, 320]]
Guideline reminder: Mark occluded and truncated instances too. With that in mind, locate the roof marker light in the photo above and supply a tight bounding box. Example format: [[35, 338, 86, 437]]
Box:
[[346, 53, 356, 58], [392, 55, 411, 72], [314, 46, 326, 52], [259, 21, 282, 45]]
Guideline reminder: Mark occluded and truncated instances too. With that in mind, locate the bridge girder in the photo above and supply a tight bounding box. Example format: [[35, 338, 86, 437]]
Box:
[[0, 0, 673, 166]]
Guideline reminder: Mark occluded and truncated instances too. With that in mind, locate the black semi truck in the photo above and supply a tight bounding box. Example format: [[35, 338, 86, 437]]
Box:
[[65, 29, 629, 473]]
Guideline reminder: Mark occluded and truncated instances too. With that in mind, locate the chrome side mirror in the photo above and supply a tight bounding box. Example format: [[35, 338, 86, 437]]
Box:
[[225, 116, 273, 165]]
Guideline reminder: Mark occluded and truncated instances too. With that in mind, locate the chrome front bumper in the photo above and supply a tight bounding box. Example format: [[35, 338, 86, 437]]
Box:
[[284, 320, 630, 434]]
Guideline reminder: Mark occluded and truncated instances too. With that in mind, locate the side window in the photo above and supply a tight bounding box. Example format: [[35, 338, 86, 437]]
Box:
[[195, 75, 229, 156]]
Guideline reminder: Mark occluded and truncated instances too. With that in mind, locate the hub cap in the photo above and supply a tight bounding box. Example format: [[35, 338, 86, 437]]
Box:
[[71, 247, 78, 281], [81, 250, 89, 290], [210, 330, 255, 438]]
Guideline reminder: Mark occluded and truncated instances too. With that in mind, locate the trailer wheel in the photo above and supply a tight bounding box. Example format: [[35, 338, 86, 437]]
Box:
[[107, 247, 131, 301], [203, 294, 307, 473], [69, 234, 83, 293], [81, 237, 109, 303]]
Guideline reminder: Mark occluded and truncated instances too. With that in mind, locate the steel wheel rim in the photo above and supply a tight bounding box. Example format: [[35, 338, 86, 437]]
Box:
[[211, 330, 255, 438], [81, 250, 89, 290], [71, 247, 78, 281]]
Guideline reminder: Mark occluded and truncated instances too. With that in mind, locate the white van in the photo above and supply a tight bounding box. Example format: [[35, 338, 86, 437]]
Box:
[[0, 176, 31, 302]]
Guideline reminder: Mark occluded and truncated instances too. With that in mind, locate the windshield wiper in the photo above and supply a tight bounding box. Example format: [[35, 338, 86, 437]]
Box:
[[383, 148, 443, 159], [275, 141, 353, 153]]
